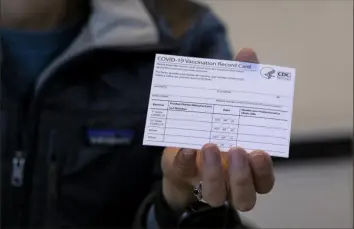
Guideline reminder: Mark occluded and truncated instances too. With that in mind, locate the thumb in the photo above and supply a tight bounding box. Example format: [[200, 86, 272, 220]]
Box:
[[162, 149, 198, 210], [235, 48, 259, 63], [173, 149, 197, 178]]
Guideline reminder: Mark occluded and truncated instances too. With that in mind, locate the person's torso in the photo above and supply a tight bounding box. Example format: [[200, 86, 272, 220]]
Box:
[[0, 1, 218, 227], [1, 46, 169, 228]]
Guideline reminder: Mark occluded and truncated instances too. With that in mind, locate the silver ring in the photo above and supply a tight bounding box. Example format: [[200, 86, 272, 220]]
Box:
[[193, 181, 207, 203]]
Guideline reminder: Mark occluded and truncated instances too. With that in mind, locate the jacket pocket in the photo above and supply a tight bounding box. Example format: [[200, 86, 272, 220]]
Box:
[[38, 109, 158, 226], [61, 111, 148, 176], [39, 109, 149, 177]]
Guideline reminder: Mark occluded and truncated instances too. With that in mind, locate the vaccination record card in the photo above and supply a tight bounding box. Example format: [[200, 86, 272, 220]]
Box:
[[143, 54, 296, 158]]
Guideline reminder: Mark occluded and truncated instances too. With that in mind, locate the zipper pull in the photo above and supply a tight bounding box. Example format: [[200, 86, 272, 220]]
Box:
[[11, 151, 26, 187]]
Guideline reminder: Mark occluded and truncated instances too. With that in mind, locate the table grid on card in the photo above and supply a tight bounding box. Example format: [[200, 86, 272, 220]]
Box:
[[144, 100, 290, 155]]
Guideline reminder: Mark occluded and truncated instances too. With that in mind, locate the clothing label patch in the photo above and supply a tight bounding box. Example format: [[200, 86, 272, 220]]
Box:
[[87, 129, 134, 146]]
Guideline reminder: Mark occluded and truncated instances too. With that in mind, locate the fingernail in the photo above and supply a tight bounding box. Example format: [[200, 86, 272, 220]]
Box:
[[174, 149, 197, 177], [181, 149, 196, 160], [203, 145, 220, 166], [230, 148, 248, 169]]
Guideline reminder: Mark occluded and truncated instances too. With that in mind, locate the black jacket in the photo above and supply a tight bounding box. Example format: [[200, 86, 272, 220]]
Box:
[[0, 0, 245, 228]]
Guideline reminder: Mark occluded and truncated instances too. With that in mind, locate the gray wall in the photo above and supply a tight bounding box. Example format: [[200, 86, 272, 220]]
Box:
[[199, 0, 353, 140], [240, 158, 352, 228], [197, 1, 353, 228]]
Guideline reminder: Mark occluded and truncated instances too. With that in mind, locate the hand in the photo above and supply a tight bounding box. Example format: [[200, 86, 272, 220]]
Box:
[[161, 48, 275, 212]]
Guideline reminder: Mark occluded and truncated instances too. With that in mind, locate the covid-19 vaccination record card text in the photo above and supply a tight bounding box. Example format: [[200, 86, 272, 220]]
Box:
[[143, 54, 296, 158]]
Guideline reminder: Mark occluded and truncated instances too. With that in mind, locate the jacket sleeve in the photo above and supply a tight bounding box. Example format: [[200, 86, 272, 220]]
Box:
[[133, 9, 238, 229]]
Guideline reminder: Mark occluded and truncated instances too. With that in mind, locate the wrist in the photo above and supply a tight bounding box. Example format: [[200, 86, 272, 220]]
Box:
[[156, 182, 241, 229]]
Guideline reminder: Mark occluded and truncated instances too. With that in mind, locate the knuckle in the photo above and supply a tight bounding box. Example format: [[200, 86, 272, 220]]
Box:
[[234, 175, 251, 187], [205, 173, 221, 184]]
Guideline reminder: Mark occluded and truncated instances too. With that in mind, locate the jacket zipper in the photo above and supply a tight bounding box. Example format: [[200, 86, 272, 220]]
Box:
[[10, 150, 26, 228], [11, 151, 26, 187], [11, 99, 26, 188], [9, 92, 31, 227]]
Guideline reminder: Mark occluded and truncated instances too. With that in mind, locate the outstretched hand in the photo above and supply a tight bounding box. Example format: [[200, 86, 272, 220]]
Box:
[[161, 48, 275, 212]]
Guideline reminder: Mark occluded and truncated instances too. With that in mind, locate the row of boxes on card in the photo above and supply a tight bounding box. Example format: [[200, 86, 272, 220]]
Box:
[[150, 100, 287, 120]]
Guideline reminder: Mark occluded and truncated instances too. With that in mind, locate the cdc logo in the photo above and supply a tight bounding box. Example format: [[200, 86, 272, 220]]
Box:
[[260, 67, 276, 79], [277, 71, 292, 81]]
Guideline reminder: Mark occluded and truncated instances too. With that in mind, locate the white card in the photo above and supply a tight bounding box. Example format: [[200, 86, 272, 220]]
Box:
[[143, 54, 296, 158]]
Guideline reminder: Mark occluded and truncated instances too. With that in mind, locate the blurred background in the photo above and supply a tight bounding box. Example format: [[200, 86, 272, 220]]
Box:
[[198, 0, 353, 228]]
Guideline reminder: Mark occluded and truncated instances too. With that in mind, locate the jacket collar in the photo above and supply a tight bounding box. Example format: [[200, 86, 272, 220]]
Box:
[[0, 0, 205, 98], [34, 0, 160, 95]]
